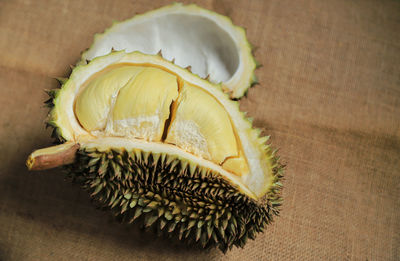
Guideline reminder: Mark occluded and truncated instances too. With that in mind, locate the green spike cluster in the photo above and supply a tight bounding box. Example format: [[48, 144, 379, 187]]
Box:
[[44, 87, 65, 142], [44, 89, 59, 109], [66, 147, 283, 252]]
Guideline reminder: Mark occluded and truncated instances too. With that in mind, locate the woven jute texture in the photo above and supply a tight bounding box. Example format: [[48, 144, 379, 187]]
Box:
[[0, 0, 399, 260]]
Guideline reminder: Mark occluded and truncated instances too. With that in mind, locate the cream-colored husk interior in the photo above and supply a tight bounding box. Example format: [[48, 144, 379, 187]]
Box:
[[53, 51, 271, 199], [80, 3, 256, 98]]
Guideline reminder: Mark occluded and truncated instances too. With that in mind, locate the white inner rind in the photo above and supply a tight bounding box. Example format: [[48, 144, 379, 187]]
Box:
[[80, 3, 256, 98], [53, 51, 270, 198]]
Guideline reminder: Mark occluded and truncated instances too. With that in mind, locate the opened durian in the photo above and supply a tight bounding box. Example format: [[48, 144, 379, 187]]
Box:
[[27, 51, 283, 252], [80, 3, 258, 99]]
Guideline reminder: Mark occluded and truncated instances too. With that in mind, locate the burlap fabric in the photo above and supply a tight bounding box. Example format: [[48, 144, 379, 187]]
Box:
[[0, 0, 399, 260]]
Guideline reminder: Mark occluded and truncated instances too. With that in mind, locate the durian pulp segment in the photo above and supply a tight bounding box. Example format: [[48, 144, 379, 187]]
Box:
[[165, 82, 249, 175], [110, 67, 178, 141], [73, 64, 249, 176], [75, 66, 144, 131], [75, 66, 179, 141]]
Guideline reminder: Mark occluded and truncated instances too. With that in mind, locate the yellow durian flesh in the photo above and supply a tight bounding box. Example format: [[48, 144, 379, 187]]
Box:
[[165, 82, 248, 173], [111, 67, 178, 141], [73, 63, 248, 177], [75, 66, 143, 131], [75, 66, 179, 141]]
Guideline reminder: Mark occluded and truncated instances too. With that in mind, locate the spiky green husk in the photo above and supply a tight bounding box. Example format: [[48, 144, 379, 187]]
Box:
[[65, 147, 283, 252], [44, 85, 65, 142], [43, 66, 284, 252]]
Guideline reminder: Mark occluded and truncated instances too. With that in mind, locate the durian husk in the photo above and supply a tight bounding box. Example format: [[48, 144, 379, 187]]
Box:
[[79, 3, 259, 99], [65, 146, 283, 252], [34, 52, 284, 252]]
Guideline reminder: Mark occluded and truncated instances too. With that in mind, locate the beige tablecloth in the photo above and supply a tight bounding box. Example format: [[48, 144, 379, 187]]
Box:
[[0, 0, 399, 260]]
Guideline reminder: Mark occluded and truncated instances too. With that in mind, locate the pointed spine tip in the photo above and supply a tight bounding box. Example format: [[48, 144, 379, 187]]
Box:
[[54, 77, 68, 85]]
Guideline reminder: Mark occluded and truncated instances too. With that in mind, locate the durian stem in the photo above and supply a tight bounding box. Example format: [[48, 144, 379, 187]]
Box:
[[26, 142, 80, 171]]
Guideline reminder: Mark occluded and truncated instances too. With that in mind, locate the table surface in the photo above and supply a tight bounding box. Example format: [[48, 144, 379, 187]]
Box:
[[0, 0, 399, 260]]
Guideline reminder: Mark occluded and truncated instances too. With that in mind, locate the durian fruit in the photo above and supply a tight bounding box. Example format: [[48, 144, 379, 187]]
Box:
[[80, 3, 258, 99], [27, 51, 283, 252]]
